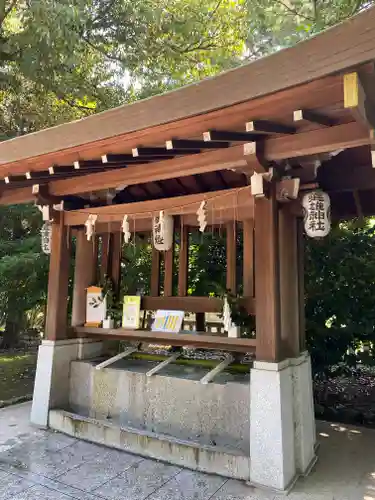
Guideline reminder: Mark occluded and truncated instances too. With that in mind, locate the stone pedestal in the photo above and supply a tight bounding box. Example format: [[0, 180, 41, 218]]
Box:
[[30, 338, 106, 428], [292, 352, 317, 475], [249, 353, 316, 491]]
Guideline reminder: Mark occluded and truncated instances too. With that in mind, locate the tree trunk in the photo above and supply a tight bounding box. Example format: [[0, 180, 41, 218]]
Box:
[[1, 319, 20, 349]]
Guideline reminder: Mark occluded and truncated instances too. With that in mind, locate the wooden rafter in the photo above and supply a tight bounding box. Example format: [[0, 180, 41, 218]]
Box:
[[166, 139, 228, 150], [193, 174, 209, 191], [175, 178, 189, 195], [215, 171, 228, 188], [246, 120, 296, 135], [293, 109, 335, 127], [203, 130, 260, 142], [132, 146, 200, 157]]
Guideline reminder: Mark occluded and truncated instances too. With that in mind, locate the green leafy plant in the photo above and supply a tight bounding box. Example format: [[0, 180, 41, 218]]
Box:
[[220, 290, 255, 338], [99, 275, 123, 326]]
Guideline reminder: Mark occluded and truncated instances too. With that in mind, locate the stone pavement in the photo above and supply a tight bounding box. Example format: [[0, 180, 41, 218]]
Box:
[[1, 403, 375, 499]]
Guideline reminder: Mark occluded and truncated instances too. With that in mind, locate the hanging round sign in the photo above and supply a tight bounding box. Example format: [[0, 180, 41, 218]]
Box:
[[302, 190, 331, 238], [41, 221, 52, 254]]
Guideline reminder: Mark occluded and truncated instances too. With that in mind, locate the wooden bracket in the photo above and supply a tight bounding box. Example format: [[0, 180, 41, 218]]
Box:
[[250, 168, 274, 198], [32, 184, 63, 206], [276, 178, 300, 202], [33, 184, 64, 222], [243, 141, 269, 173]]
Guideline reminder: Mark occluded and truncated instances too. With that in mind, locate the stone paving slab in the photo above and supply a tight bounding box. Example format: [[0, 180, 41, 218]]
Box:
[[1, 403, 375, 499]]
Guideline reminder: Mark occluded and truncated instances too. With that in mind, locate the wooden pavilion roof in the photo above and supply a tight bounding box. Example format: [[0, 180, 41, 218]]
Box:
[[1, 7, 375, 218]]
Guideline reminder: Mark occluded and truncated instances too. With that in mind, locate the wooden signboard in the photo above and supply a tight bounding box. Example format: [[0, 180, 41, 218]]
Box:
[[122, 296, 141, 329], [85, 286, 106, 327]]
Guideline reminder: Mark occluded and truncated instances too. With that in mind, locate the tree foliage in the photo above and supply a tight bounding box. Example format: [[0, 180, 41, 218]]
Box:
[[0, 204, 48, 347], [305, 220, 375, 376]]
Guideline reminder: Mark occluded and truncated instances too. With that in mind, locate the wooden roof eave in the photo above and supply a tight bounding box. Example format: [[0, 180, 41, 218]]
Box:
[[0, 120, 371, 205]]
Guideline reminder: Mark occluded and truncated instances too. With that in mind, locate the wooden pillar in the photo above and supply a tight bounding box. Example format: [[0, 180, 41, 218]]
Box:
[[243, 219, 254, 297], [178, 225, 189, 296], [71, 230, 96, 327], [297, 219, 306, 351], [109, 232, 123, 295], [164, 250, 174, 296], [100, 233, 110, 283], [279, 207, 300, 358], [151, 247, 161, 296], [226, 221, 237, 294], [164, 220, 175, 297], [45, 214, 70, 340], [254, 187, 281, 362], [92, 236, 99, 285]]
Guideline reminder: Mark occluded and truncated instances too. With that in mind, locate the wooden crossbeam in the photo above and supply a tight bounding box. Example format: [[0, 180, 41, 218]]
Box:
[[166, 139, 228, 150], [293, 109, 335, 127], [203, 130, 260, 142], [64, 187, 254, 226], [75, 326, 257, 353], [246, 120, 296, 135]]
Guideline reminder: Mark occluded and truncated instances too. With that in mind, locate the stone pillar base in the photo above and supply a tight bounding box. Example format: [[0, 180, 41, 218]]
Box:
[[30, 338, 108, 428], [249, 353, 316, 491]]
